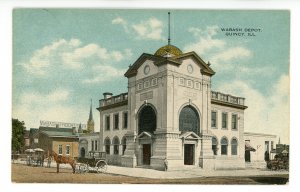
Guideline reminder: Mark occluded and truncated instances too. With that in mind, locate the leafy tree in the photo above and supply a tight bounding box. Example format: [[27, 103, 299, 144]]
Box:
[[12, 118, 26, 153]]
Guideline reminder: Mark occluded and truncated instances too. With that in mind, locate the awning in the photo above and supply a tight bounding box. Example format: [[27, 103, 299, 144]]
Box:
[[245, 141, 256, 152]]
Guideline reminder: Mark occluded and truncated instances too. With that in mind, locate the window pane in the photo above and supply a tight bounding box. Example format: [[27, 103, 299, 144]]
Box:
[[211, 111, 217, 127], [222, 113, 227, 128], [138, 106, 156, 134], [66, 145, 70, 155], [232, 114, 237, 129], [58, 145, 62, 155], [114, 145, 119, 155], [123, 112, 128, 129], [114, 114, 119, 129], [106, 115, 110, 130], [231, 139, 238, 155], [221, 138, 228, 155], [179, 106, 199, 135]]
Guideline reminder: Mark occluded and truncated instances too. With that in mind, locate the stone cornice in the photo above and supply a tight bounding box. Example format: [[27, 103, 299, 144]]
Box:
[[211, 99, 248, 110]]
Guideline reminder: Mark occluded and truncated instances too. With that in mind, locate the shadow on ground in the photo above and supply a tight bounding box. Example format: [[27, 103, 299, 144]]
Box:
[[249, 176, 289, 184]]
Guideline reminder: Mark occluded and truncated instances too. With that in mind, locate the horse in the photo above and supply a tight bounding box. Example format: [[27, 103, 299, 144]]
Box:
[[49, 150, 76, 174]]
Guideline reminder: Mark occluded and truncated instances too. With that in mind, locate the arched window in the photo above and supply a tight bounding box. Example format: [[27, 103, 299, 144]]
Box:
[[121, 136, 127, 155], [138, 105, 156, 134], [221, 137, 228, 155], [231, 138, 238, 155], [112, 136, 120, 155], [179, 106, 200, 135], [212, 137, 218, 155], [104, 137, 111, 155]]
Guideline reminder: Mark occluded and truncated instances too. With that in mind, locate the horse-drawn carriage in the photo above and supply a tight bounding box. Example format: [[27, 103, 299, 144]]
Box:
[[266, 150, 289, 171], [75, 151, 108, 174]]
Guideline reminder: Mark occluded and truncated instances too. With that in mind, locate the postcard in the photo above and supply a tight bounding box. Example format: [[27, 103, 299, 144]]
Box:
[[10, 7, 290, 187]]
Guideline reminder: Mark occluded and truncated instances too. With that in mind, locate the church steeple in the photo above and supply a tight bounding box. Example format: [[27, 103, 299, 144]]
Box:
[[87, 99, 95, 133], [89, 99, 93, 121]]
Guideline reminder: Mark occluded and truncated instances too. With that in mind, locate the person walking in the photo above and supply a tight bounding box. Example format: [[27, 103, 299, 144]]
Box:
[[164, 158, 168, 171]]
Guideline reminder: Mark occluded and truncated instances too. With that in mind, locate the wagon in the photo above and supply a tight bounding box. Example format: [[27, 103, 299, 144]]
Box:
[[75, 151, 108, 174]]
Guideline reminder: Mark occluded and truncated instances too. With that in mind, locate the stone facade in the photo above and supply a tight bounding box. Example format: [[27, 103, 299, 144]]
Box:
[[97, 45, 248, 170], [38, 128, 79, 158], [244, 132, 277, 165], [78, 132, 100, 158]]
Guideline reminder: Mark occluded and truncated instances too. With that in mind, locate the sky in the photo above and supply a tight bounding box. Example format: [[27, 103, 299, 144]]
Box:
[[12, 9, 290, 144]]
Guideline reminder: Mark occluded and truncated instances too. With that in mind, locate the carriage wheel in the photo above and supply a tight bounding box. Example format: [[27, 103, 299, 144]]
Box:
[[96, 160, 107, 173], [76, 163, 88, 173], [80, 164, 89, 173]]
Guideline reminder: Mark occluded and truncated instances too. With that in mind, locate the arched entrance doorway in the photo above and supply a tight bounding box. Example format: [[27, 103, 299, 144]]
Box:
[[138, 105, 156, 165], [179, 105, 200, 165], [80, 147, 86, 158]]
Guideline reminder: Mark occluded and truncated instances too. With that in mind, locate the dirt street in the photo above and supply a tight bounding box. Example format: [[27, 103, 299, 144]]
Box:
[[11, 163, 288, 184]]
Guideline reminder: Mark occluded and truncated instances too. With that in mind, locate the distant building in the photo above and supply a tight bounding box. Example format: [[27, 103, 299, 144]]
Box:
[[38, 126, 79, 158], [244, 132, 277, 167], [78, 101, 100, 158], [29, 121, 86, 157], [78, 132, 100, 158]]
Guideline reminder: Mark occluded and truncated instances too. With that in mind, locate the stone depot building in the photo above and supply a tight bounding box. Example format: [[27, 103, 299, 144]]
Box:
[[97, 44, 250, 170]]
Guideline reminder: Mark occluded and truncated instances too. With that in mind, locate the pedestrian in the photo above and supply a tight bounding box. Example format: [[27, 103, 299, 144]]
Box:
[[47, 156, 52, 168], [164, 157, 168, 171], [264, 151, 270, 162]]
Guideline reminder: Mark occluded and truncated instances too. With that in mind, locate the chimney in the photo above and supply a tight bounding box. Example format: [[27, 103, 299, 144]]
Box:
[[72, 127, 77, 135], [103, 92, 113, 99]]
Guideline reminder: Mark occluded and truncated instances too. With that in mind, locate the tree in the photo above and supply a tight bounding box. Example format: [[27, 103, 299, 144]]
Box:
[[12, 118, 26, 153]]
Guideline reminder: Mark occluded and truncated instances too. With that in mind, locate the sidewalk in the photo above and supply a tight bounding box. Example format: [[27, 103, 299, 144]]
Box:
[[13, 159, 288, 179], [106, 165, 288, 179]]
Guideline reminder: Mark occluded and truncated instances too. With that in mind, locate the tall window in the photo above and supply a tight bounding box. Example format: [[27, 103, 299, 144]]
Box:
[[66, 145, 70, 155], [91, 140, 94, 151], [114, 113, 119, 130], [113, 136, 120, 155], [232, 114, 238, 130], [123, 112, 128, 129], [95, 140, 98, 151], [179, 106, 200, 135], [211, 111, 217, 128], [212, 137, 218, 155], [221, 137, 228, 155], [104, 138, 110, 155], [222, 112, 228, 129], [138, 106, 156, 134], [105, 115, 110, 130], [231, 138, 238, 155], [58, 145, 63, 155], [122, 137, 127, 155]]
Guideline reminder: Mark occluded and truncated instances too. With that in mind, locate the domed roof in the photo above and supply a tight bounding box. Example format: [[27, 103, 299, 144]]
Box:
[[154, 44, 183, 57]]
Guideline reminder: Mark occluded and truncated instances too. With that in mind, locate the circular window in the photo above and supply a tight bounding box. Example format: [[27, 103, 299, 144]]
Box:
[[187, 64, 193, 74], [144, 65, 150, 75]]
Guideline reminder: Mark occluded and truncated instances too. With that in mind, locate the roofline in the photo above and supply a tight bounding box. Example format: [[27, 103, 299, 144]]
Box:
[[97, 100, 128, 111], [244, 132, 277, 137], [39, 131, 79, 138], [173, 51, 215, 76], [211, 99, 248, 110], [124, 53, 162, 78]]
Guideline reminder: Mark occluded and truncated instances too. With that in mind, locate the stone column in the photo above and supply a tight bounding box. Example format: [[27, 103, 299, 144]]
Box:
[[121, 131, 137, 167], [199, 131, 215, 170]]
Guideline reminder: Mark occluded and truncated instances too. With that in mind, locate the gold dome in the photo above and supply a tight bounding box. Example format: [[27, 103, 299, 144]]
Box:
[[154, 44, 183, 57]]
